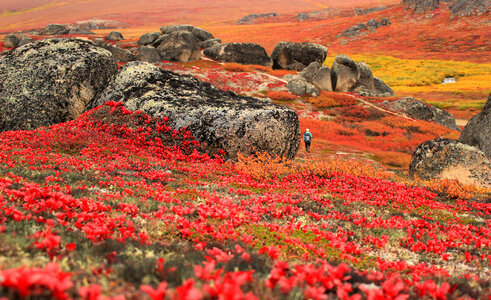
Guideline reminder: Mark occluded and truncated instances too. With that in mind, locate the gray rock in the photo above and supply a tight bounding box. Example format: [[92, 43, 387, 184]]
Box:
[[297, 12, 309, 21], [366, 19, 382, 29], [312, 66, 333, 91], [204, 43, 272, 66], [373, 77, 394, 96], [136, 46, 162, 63], [39, 24, 68, 35], [238, 13, 278, 24], [0, 38, 117, 131], [450, 0, 488, 16], [271, 42, 328, 70], [4, 34, 20, 48], [18, 37, 34, 47], [191, 27, 214, 41], [106, 31, 124, 41], [354, 62, 375, 91], [200, 38, 221, 49], [381, 18, 392, 25], [409, 138, 490, 188], [105, 45, 135, 62], [160, 24, 194, 34], [287, 78, 320, 97], [389, 97, 460, 130], [157, 31, 201, 62], [331, 54, 359, 92], [91, 62, 300, 159], [299, 62, 322, 82], [402, 0, 441, 13], [459, 94, 491, 158], [60, 27, 96, 35], [138, 32, 161, 45]]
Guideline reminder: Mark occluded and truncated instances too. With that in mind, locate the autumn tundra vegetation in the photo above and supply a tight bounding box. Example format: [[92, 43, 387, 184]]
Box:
[[0, 0, 490, 299]]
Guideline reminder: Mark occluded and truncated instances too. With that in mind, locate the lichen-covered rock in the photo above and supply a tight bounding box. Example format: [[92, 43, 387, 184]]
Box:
[[136, 46, 162, 63], [138, 32, 161, 45], [157, 31, 201, 62], [106, 31, 124, 41], [39, 24, 68, 35], [191, 27, 214, 41], [459, 94, 491, 158], [402, 0, 440, 13], [4, 34, 20, 48], [388, 97, 460, 130], [373, 77, 394, 96], [204, 43, 272, 66], [90, 62, 300, 159], [287, 77, 320, 97], [60, 27, 95, 35], [409, 138, 490, 188], [0, 38, 118, 131], [450, 0, 488, 16], [354, 62, 375, 91], [331, 54, 359, 92], [271, 42, 328, 70]]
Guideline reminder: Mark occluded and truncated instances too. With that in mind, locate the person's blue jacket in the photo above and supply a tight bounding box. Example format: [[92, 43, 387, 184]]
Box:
[[303, 131, 313, 142]]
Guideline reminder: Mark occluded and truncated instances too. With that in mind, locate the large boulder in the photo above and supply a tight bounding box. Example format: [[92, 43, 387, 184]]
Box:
[[39, 24, 68, 35], [106, 31, 124, 41], [312, 67, 333, 91], [18, 37, 34, 47], [136, 46, 162, 63], [60, 27, 95, 35], [89, 62, 300, 159], [200, 38, 221, 49], [104, 45, 135, 62], [409, 138, 490, 188], [0, 39, 118, 131], [388, 97, 460, 131], [331, 54, 359, 92], [4, 34, 20, 48], [203, 43, 272, 66], [459, 94, 491, 158], [160, 24, 194, 34], [271, 42, 328, 70], [286, 77, 320, 97], [138, 32, 161, 45], [354, 62, 375, 91], [299, 62, 322, 82], [373, 77, 394, 96], [157, 31, 201, 62], [191, 27, 214, 41]]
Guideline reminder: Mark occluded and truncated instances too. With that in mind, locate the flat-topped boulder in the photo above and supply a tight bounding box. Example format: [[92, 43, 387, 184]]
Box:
[[156, 31, 201, 62], [0, 38, 118, 131], [89, 62, 300, 159], [270, 42, 328, 70], [203, 43, 272, 66]]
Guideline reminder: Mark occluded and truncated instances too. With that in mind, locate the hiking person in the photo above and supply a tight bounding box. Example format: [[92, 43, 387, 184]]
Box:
[[303, 129, 313, 153]]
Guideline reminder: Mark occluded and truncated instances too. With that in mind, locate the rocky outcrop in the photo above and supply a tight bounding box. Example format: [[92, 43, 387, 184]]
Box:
[[270, 42, 328, 70], [204, 43, 272, 66], [386, 97, 460, 130], [355, 6, 388, 15], [191, 27, 214, 41], [90, 62, 300, 159], [39, 24, 68, 35], [106, 31, 124, 41], [459, 94, 491, 158], [75, 19, 125, 30], [61, 27, 96, 35], [160, 25, 194, 34], [297, 62, 332, 92], [0, 39, 118, 131], [331, 55, 359, 92], [3, 34, 20, 48], [238, 13, 278, 24], [403, 0, 489, 15], [409, 138, 490, 188], [157, 31, 201, 62], [136, 46, 162, 63], [312, 67, 333, 91], [339, 18, 391, 38]]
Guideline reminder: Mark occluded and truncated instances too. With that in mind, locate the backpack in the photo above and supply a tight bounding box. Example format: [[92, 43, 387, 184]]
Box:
[[303, 132, 311, 142]]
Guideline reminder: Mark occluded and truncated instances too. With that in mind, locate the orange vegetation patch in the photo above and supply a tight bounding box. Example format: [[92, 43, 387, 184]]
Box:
[[305, 91, 358, 108], [265, 91, 297, 101]]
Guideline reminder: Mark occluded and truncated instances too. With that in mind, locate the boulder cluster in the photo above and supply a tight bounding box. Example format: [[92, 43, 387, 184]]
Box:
[[402, 0, 489, 16], [409, 94, 491, 188], [339, 18, 391, 38], [0, 38, 300, 160], [285, 54, 394, 97], [238, 13, 278, 24], [354, 6, 388, 15]]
